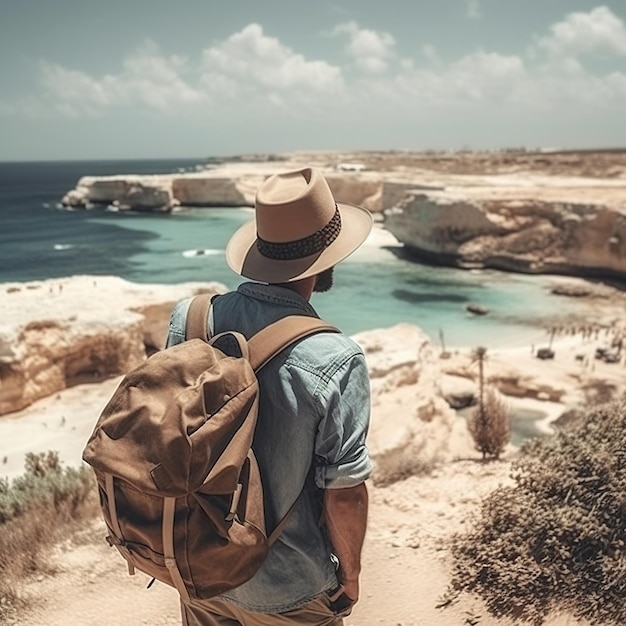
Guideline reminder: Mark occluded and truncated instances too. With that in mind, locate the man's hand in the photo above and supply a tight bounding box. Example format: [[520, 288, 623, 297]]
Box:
[[339, 579, 359, 603]]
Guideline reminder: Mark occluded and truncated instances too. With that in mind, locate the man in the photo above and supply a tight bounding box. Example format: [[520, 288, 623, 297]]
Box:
[[166, 167, 372, 625]]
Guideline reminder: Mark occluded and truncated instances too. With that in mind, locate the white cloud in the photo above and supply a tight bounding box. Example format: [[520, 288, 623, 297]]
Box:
[[535, 6, 626, 58], [201, 23, 344, 103], [39, 40, 205, 116], [332, 21, 396, 73], [360, 51, 528, 109], [2, 14, 622, 129], [466, 0, 481, 20]]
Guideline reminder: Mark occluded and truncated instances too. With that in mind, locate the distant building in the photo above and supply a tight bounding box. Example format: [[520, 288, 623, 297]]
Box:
[[336, 162, 366, 172]]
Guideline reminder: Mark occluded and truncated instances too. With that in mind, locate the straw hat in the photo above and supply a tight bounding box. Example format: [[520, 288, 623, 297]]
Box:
[[226, 167, 373, 283]]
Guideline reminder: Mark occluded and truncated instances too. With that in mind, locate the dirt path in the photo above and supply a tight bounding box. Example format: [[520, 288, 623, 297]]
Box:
[[12, 460, 584, 626]]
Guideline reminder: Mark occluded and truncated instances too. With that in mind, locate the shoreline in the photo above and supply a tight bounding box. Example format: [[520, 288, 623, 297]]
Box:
[[1, 278, 624, 483], [4, 216, 624, 347]]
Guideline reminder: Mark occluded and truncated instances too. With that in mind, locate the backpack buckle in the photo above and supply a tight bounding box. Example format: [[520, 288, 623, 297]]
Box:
[[225, 483, 243, 522]]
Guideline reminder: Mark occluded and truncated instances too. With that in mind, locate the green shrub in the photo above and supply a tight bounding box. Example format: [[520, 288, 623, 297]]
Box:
[[0, 451, 93, 524], [445, 398, 626, 625], [0, 452, 97, 622]]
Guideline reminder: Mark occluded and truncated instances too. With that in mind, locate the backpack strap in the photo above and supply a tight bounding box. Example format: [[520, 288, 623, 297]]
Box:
[[246, 315, 340, 542], [185, 293, 214, 341], [247, 315, 339, 372]]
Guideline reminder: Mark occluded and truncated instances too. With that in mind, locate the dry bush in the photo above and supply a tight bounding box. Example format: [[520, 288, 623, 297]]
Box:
[[467, 387, 510, 460], [0, 452, 97, 621], [444, 398, 626, 625]]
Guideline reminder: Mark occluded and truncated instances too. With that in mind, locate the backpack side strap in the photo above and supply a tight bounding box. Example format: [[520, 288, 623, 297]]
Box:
[[185, 293, 214, 341], [247, 316, 339, 372]]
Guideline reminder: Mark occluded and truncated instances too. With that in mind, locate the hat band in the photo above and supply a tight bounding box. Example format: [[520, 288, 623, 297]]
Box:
[[256, 206, 342, 261]]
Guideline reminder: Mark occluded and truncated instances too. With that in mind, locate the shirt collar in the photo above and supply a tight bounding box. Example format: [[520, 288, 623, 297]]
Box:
[[237, 282, 318, 316]]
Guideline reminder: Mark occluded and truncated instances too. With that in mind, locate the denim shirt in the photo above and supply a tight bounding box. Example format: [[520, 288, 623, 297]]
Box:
[[166, 282, 372, 613]]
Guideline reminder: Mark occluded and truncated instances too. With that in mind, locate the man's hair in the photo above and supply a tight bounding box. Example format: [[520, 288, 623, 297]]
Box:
[[313, 267, 334, 293]]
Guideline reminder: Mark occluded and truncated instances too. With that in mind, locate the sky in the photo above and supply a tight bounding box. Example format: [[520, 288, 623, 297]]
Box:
[[1, 0, 625, 161]]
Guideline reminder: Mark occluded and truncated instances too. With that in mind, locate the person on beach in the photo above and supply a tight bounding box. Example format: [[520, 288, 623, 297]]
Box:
[[166, 167, 373, 626]]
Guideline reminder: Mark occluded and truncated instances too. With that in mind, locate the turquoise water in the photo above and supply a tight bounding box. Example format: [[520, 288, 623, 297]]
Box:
[[87, 205, 597, 347], [0, 158, 599, 348]]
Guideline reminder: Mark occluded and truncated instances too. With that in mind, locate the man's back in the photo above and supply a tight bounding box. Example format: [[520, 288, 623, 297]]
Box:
[[167, 282, 371, 613]]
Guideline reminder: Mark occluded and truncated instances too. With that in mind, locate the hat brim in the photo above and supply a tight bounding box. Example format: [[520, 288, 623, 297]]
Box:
[[226, 203, 373, 283]]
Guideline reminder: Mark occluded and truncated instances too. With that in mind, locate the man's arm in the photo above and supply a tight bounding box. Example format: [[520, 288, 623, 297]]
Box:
[[323, 481, 368, 604]]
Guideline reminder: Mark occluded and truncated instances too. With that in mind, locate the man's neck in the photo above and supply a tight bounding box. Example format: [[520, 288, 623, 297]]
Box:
[[274, 276, 316, 302]]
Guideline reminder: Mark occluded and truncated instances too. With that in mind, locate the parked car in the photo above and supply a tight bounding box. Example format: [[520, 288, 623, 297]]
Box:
[[602, 351, 621, 364], [595, 347, 609, 360], [536, 347, 555, 360]]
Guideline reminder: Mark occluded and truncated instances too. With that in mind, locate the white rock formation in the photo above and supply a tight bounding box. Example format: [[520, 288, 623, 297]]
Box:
[[1, 276, 473, 483], [0, 276, 225, 415], [386, 190, 626, 280], [64, 176, 175, 211], [354, 324, 473, 485], [61, 164, 389, 212], [171, 174, 264, 206]]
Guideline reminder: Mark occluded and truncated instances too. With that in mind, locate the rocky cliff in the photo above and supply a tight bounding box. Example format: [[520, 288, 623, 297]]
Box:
[[60, 162, 409, 213], [0, 276, 225, 415], [353, 324, 472, 484], [385, 188, 626, 281]]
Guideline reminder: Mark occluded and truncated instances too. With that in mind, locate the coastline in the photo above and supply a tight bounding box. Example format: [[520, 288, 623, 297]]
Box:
[[1, 270, 624, 483]]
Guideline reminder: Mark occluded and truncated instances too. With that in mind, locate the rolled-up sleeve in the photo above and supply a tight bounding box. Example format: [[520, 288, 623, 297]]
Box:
[[314, 351, 372, 489], [165, 298, 192, 348]]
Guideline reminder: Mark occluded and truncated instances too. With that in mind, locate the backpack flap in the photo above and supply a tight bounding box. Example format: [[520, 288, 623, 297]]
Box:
[[82, 339, 259, 497]]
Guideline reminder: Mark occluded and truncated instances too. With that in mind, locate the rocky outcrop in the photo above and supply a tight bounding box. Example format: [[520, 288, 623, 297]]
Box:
[[0, 276, 225, 415], [171, 175, 264, 207], [60, 163, 391, 213], [353, 324, 473, 485], [1, 276, 475, 477], [62, 176, 175, 211], [385, 191, 626, 281]]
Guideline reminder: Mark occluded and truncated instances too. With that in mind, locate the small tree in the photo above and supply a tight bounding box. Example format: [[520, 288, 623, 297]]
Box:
[[467, 346, 510, 460]]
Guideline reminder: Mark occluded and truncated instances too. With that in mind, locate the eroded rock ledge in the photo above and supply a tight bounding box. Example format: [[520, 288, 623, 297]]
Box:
[[61, 161, 401, 213], [0, 276, 225, 415], [3, 275, 625, 486], [385, 188, 626, 281], [0, 276, 478, 475]]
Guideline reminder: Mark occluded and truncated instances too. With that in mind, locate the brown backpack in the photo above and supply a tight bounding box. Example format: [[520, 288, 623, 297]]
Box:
[[82, 294, 337, 602]]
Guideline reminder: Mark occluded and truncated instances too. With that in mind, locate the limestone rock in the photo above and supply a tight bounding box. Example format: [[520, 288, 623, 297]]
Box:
[[171, 175, 263, 206], [61, 186, 89, 208], [385, 191, 626, 280], [73, 175, 175, 211], [0, 276, 225, 415], [60, 163, 390, 213], [354, 324, 474, 485], [440, 374, 477, 409]]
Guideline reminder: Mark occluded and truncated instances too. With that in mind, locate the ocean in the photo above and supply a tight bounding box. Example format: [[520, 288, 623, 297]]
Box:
[[0, 157, 596, 347]]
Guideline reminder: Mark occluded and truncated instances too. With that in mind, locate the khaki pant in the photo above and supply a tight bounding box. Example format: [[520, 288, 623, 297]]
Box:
[[181, 595, 346, 626]]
